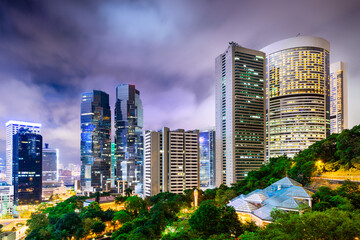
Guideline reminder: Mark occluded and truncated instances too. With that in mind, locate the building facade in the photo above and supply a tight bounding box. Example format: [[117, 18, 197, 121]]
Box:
[[13, 128, 42, 205], [111, 142, 116, 187], [330, 61, 348, 134], [261, 36, 330, 159], [0, 183, 14, 215], [215, 42, 266, 187], [114, 84, 143, 191], [144, 127, 200, 197], [80, 90, 111, 191], [42, 143, 59, 183], [199, 129, 215, 189], [5, 121, 41, 185]]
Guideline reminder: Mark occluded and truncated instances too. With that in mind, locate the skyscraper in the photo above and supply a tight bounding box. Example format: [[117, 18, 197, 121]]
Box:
[[42, 143, 59, 183], [13, 128, 42, 205], [6, 120, 41, 185], [115, 84, 143, 191], [330, 61, 348, 134], [199, 129, 215, 189], [80, 90, 111, 191], [144, 127, 200, 197], [261, 36, 330, 159], [215, 42, 266, 187]]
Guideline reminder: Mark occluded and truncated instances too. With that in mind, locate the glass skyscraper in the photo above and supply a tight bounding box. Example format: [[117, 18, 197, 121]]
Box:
[[215, 42, 266, 186], [261, 36, 330, 159], [330, 61, 348, 134], [5, 120, 41, 185], [80, 90, 111, 191], [199, 130, 215, 189], [13, 128, 42, 205], [115, 84, 143, 191]]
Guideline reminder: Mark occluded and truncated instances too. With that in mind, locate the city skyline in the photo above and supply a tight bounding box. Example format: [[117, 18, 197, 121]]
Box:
[[1, 0, 360, 166]]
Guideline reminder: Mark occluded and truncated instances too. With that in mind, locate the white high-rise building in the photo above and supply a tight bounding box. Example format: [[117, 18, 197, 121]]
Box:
[[5, 120, 41, 185], [330, 61, 348, 134], [144, 127, 199, 197], [215, 42, 266, 187]]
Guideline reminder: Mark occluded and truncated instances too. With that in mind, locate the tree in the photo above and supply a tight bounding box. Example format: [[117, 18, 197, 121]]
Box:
[[125, 188, 133, 197], [125, 196, 147, 216], [91, 221, 106, 234], [113, 210, 132, 224], [115, 196, 128, 205], [95, 191, 100, 203], [215, 188, 237, 206], [189, 200, 221, 236], [54, 212, 82, 239], [250, 209, 360, 240], [27, 213, 49, 232], [80, 202, 103, 219]]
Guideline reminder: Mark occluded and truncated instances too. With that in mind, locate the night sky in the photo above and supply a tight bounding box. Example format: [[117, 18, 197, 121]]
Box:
[[0, 0, 360, 166]]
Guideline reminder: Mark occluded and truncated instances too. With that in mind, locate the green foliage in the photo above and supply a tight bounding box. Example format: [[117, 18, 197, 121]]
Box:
[[91, 221, 106, 234], [125, 188, 133, 197], [113, 210, 132, 224], [312, 180, 360, 211], [125, 196, 147, 217], [203, 188, 216, 201], [215, 188, 237, 206], [248, 209, 360, 240], [233, 155, 293, 194], [27, 213, 49, 231], [115, 196, 128, 205], [189, 200, 243, 237]]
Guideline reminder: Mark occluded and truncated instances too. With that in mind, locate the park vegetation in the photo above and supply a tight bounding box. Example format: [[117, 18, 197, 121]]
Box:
[[25, 125, 360, 239]]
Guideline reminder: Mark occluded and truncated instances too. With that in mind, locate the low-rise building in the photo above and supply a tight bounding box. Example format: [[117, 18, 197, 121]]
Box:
[[42, 182, 67, 200], [228, 177, 313, 226], [83, 195, 124, 211], [0, 182, 14, 215]]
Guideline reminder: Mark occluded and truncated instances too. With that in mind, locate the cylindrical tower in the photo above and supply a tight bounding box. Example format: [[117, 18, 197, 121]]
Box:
[[261, 36, 330, 159]]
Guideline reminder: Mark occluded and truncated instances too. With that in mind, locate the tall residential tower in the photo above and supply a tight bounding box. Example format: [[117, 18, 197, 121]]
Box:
[[143, 127, 199, 197], [215, 42, 266, 187], [115, 84, 143, 192], [261, 36, 330, 159], [330, 61, 348, 134], [80, 90, 111, 191]]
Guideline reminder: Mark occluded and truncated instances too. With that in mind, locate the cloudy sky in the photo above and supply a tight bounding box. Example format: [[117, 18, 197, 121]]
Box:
[[0, 0, 359, 166]]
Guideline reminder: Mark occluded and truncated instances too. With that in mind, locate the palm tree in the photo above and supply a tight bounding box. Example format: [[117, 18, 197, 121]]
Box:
[[124, 188, 132, 197]]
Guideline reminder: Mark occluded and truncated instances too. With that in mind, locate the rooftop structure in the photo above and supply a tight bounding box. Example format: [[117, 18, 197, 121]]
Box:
[[228, 177, 312, 226]]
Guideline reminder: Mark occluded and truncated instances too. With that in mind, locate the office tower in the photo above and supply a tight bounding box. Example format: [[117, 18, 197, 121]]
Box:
[[215, 42, 266, 187], [115, 84, 143, 191], [330, 62, 348, 134], [199, 129, 215, 189], [80, 90, 111, 191], [5, 121, 41, 185], [0, 182, 14, 215], [261, 36, 330, 159], [144, 127, 199, 197], [13, 128, 42, 205], [42, 143, 59, 183]]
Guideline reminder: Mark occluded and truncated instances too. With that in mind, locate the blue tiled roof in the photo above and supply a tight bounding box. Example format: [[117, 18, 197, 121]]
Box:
[[227, 177, 313, 222]]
